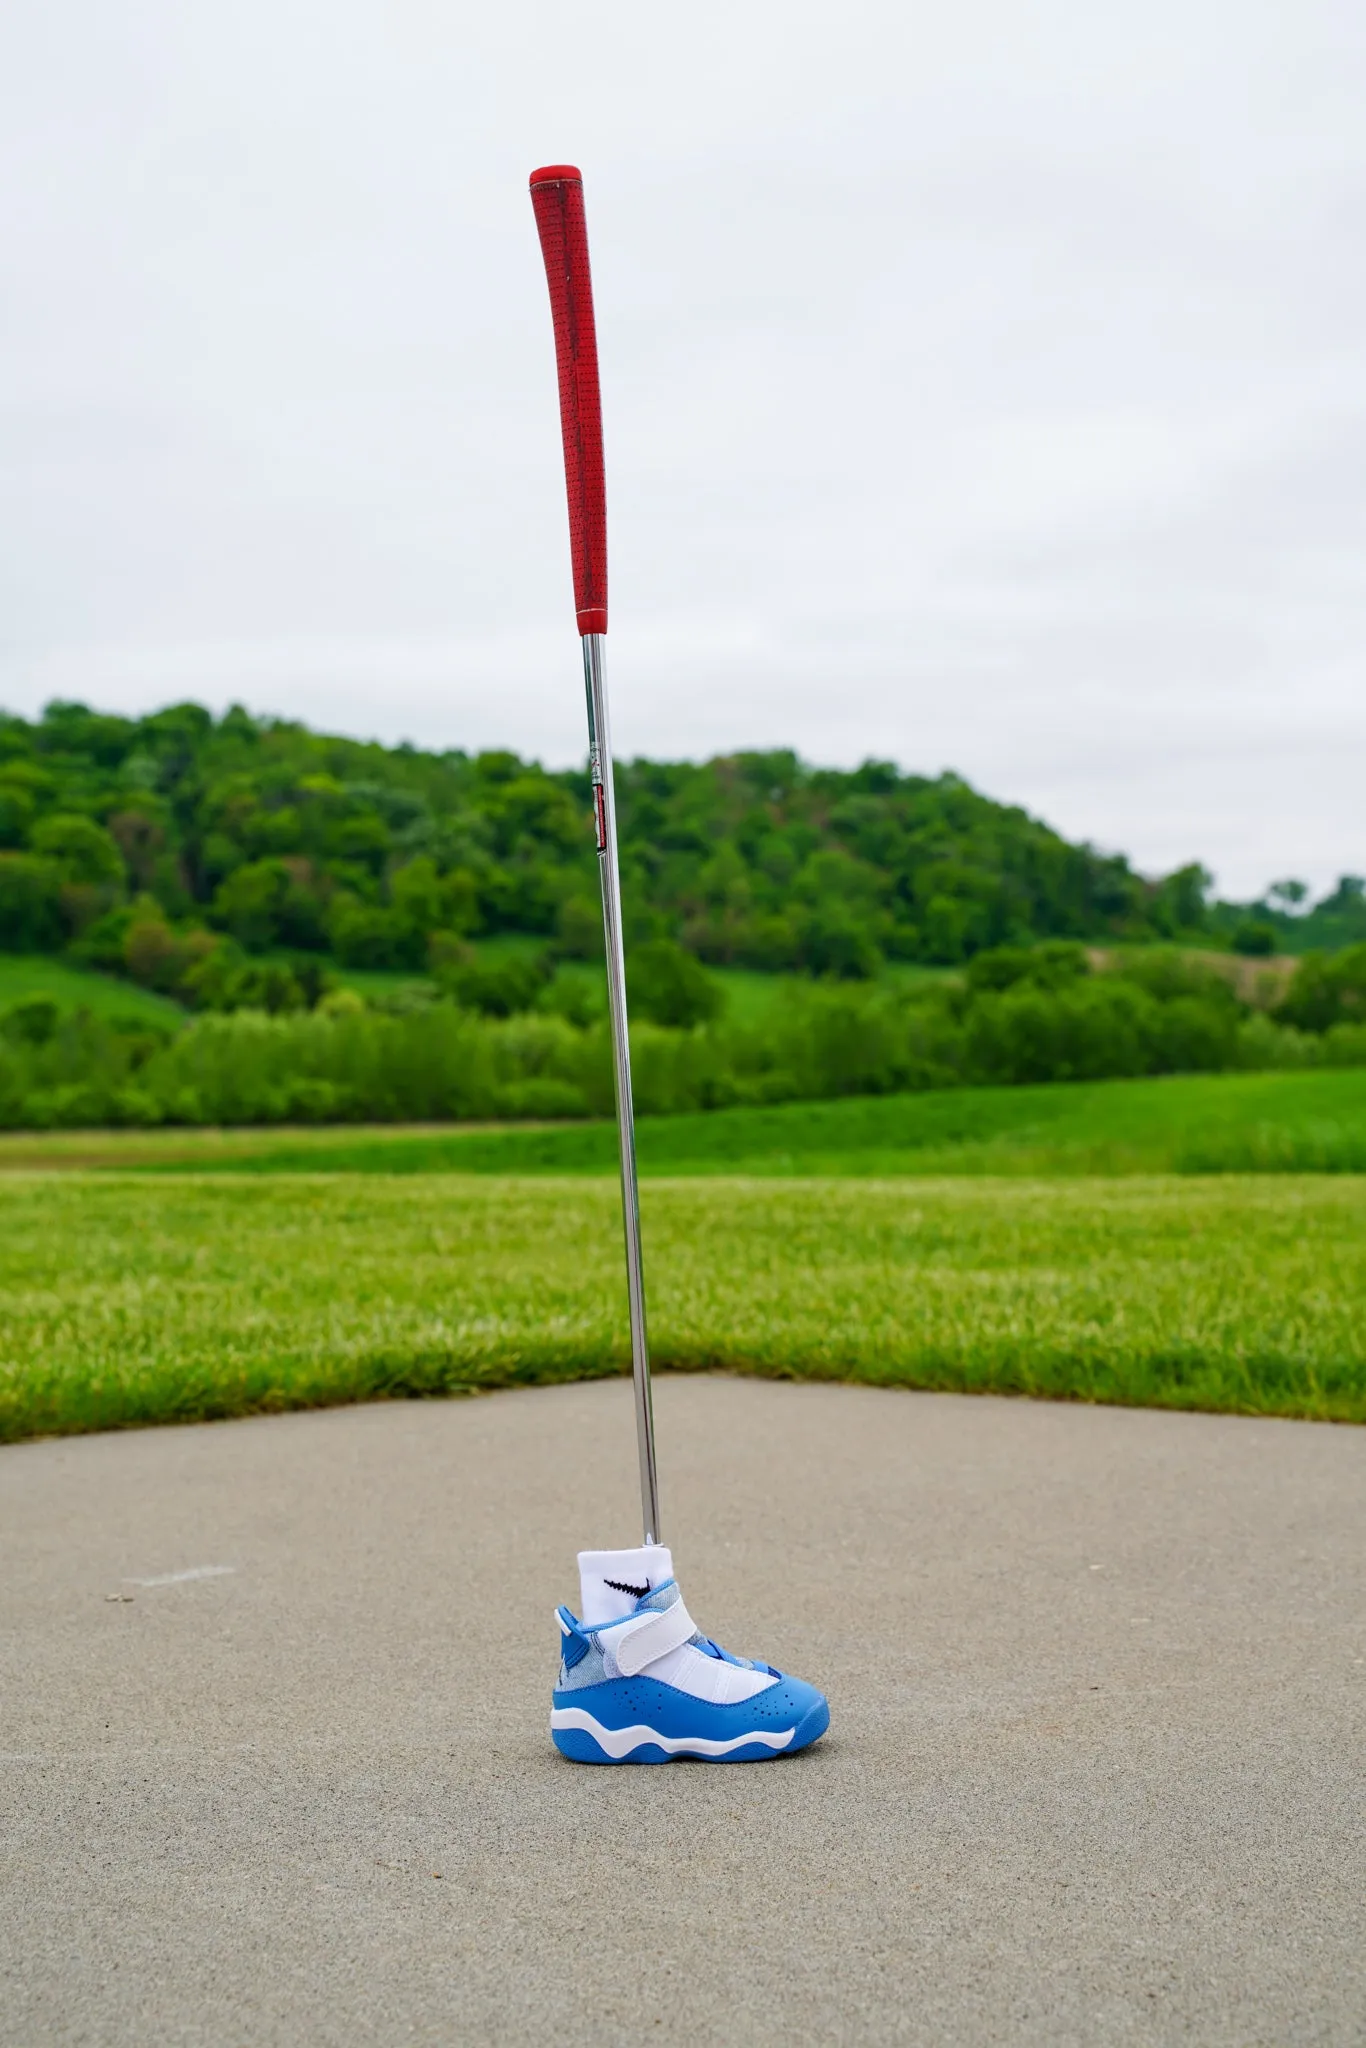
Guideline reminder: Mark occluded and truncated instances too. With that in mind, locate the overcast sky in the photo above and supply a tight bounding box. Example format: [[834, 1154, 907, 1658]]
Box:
[[2, 1, 1363, 898]]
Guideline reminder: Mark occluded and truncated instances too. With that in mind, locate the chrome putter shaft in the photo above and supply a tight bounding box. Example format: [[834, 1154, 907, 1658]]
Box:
[[582, 631, 660, 1546]]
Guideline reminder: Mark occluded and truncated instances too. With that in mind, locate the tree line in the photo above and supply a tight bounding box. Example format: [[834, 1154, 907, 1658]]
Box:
[[4, 700, 1359, 1016]]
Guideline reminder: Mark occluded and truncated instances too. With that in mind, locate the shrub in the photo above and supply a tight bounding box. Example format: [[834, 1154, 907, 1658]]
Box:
[[1231, 920, 1277, 957], [795, 903, 883, 979], [537, 965, 607, 1029], [0, 996, 61, 1047], [436, 948, 554, 1018], [964, 980, 1157, 1085], [1111, 948, 1239, 1010], [555, 895, 606, 961], [1276, 946, 1366, 1033], [3, 943, 1366, 1131], [328, 894, 421, 970], [495, 1077, 591, 1119], [627, 941, 723, 1028], [966, 941, 1089, 994], [1234, 1014, 1320, 1070]]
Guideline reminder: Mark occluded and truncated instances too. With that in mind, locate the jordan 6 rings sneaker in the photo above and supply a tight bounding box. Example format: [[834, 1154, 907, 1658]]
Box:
[[551, 1547, 830, 1764]]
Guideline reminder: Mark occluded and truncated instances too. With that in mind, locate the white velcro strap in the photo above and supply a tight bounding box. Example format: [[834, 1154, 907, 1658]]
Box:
[[610, 1599, 699, 1677]]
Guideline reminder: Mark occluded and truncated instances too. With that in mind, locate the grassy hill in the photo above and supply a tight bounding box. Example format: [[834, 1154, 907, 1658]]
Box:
[[3, 1067, 1364, 1177], [0, 954, 184, 1025]]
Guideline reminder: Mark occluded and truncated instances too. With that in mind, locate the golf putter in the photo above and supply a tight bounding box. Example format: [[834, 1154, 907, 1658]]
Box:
[[529, 165, 661, 1549], [533, 169, 830, 1763]]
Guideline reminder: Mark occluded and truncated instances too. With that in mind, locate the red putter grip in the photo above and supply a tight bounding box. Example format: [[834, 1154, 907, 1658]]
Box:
[[529, 166, 608, 637]]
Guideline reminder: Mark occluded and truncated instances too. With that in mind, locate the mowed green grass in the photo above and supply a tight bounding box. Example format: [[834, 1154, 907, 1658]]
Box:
[[1, 1172, 1362, 1443], [4, 1067, 1365, 1177], [0, 954, 184, 1024]]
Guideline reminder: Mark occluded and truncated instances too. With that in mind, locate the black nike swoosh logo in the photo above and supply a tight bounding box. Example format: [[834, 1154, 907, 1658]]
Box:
[[604, 1576, 650, 1599]]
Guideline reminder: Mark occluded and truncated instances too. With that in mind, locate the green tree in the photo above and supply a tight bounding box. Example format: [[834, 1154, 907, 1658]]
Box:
[[30, 813, 126, 887], [212, 858, 326, 952], [0, 855, 65, 951], [1150, 863, 1211, 936]]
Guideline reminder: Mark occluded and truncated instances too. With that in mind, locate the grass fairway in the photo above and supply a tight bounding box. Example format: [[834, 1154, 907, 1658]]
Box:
[[1, 1172, 1362, 1443]]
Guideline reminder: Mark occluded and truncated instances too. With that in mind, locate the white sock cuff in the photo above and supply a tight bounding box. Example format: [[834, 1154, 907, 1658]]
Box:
[[577, 1546, 674, 1627]]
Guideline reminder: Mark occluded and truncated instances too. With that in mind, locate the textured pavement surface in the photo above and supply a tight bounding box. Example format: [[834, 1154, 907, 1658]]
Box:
[[2, 1376, 1363, 2046]]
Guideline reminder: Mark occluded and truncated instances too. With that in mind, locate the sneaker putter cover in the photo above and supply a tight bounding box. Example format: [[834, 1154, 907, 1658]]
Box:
[[551, 1548, 830, 1764]]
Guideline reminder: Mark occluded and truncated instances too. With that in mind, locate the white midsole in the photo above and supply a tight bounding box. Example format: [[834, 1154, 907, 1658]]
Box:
[[550, 1706, 796, 1759]]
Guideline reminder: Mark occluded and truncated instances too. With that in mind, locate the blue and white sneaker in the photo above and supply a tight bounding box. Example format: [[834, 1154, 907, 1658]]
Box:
[[550, 1552, 829, 1765]]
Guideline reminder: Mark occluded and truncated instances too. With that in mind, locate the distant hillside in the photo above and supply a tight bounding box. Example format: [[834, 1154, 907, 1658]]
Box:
[[0, 700, 1359, 1012]]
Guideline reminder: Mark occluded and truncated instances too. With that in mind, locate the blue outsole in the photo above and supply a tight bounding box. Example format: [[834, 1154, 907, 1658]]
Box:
[[552, 1694, 830, 1765]]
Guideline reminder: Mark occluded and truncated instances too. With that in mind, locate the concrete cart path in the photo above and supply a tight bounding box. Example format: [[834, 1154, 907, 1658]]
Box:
[[2, 1377, 1363, 2046]]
